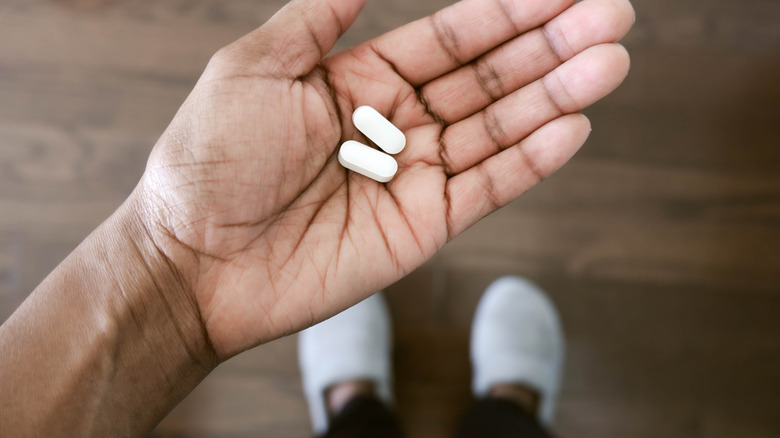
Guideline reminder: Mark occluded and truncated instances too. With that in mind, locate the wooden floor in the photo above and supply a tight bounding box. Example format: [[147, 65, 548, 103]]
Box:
[[1, 0, 779, 437]]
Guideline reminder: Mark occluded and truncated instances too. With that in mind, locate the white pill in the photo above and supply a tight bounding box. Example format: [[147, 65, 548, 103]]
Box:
[[338, 140, 398, 183], [352, 105, 406, 155]]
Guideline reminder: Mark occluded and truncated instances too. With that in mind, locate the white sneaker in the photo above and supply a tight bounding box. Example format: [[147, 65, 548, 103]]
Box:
[[298, 293, 393, 435], [470, 276, 565, 425]]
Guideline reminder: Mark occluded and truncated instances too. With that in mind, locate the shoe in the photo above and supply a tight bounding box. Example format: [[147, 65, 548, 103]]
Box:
[[298, 293, 393, 435], [470, 276, 565, 425]]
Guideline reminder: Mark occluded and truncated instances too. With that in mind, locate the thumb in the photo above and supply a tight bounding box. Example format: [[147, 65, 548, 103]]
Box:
[[224, 0, 367, 78]]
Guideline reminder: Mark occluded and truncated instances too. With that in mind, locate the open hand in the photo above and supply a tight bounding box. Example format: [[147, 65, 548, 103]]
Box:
[[137, 0, 634, 358]]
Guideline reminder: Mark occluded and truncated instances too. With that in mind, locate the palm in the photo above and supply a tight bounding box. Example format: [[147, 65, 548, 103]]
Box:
[[142, 0, 634, 357]]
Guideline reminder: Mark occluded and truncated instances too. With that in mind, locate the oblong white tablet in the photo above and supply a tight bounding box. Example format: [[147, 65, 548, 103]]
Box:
[[352, 105, 406, 155], [338, 140, 398, 183]]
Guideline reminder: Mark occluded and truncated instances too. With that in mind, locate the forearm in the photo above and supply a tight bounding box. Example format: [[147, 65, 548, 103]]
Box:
[[0, 192, 218, 437]]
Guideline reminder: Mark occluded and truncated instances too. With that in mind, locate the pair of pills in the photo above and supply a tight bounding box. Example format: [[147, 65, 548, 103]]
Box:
[[338, 106, 406, 183]]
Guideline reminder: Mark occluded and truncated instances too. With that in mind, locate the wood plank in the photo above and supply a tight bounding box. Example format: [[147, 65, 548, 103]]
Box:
[[1, 0, 780, 436]]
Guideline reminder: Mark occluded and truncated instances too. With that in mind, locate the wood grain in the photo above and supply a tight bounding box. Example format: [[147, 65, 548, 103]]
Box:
[[1, 0, 778, 437]]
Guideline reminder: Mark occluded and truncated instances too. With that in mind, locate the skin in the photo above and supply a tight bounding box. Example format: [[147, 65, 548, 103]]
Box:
[[326, 382, 539, 418], [0, 0, 634, 435]]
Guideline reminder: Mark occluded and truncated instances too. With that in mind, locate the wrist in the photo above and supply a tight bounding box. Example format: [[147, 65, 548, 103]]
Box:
[[82, 192, 219, 431], [0, 190, 218, 436], [105, 191, 219, 370]]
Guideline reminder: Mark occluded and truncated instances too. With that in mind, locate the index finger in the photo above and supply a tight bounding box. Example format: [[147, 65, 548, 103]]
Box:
[[371, 0, 575, 87]]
